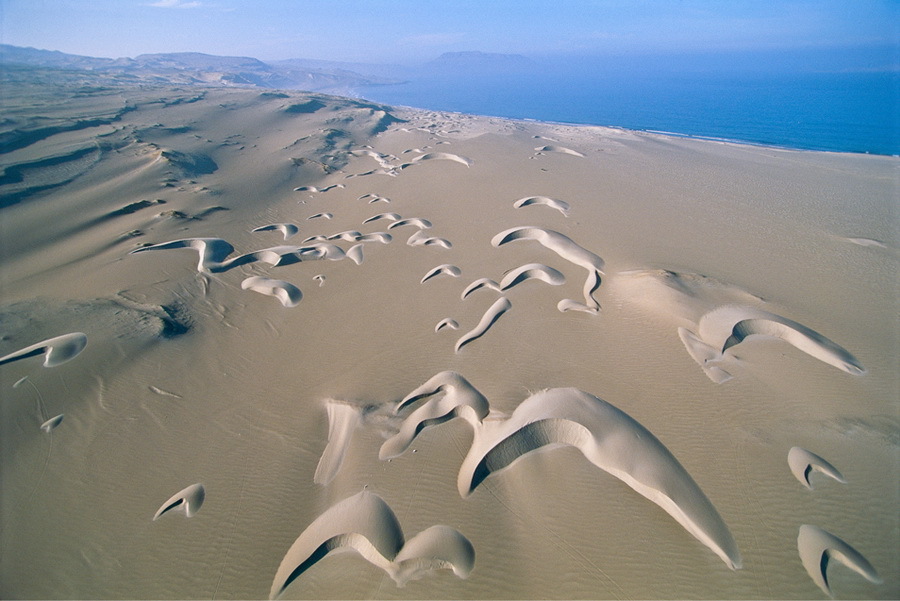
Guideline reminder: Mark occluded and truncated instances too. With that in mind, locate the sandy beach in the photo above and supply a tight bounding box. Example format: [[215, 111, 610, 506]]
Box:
[[1, 74, 897, 599]]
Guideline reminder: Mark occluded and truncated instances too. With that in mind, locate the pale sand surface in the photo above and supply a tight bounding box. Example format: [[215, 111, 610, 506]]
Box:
[[1, 76, 897, 599]]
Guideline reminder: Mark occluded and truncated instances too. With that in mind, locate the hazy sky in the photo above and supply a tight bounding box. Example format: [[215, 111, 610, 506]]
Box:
[[1, 0, 897, 64]]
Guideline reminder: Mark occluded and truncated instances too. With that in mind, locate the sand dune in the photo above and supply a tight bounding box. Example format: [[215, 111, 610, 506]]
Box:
[[798, 525, 882, 597], [269, 491, 474, 598], [40, 414, 64, 433], [534, 145, 584, 157], [788, 447, 847, 490], [513, 196, 570, 216], [678, 305, 865, 383], [314, 401, 363, 485], [252, 223, 299, 240], [435, 318, 460, 332], [400, 152, 473, 169], [385, 373, 741, 570], [307, 212, 333, 220], [498, 262, 565, 291], [0, 332, 87, 368], [421, 264, 461, 283], [388, 217, 433, 230], [153, 483, 205, 520], [362, 212, 401, 224], [455, 297, 512, 352], [241, 276, 302, 307], [461, 277, 501, 299]]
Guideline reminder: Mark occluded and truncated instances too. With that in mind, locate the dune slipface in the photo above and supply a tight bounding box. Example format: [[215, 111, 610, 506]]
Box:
[[798, 525, 882, 597], [788, 447, 847, 490], [153, 483, 205, 520], [269, 491, 474, 599], [0, 332, 87, 368], [314, 401, 363, 485], [386, 374, 741, 570], [241, 277, 302, 307], [513, 196, 570, 217], [455, 297, 512, 352]]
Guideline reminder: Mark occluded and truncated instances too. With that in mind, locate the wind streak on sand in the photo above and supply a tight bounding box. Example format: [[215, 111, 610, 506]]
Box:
[[269, 491, 474, 598], [382, 373, 742, 570]]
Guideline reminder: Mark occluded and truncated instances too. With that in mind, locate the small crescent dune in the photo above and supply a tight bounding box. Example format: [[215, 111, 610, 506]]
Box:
[[513, 196, 570, 217], [358, 193, 392, 204], [41, 414, 64, 432], [153, 483, 205, 520], [499, 263, 565, 291], [384, 373, 741, 570], [130, 237, 236, 273], [534, 145, 585, 157], [241, 277, 302, 307], [326, 230, 363, 242], [421, 264, 461, 284], [455, 297, 512, 352], [268, 491, 474, 598], [363, 212, 401, 224], [356, 232, 392, 244], [461, 278, 501, 300], [307, 212, 333, 221], [798, 525, 882, 597], [314, 401, 363, 485], [0, 332, 88, 368], [252, 223, 299, 240], [388, 218, 433, 230], [678, 305, 865, 383], [400, 152, 473, 169], [347, 244, 364, 265], [492, 227, 604, 313], [313, 274, 325, 286], [435, 318, 459, 333], [788, 447, 847, 490]]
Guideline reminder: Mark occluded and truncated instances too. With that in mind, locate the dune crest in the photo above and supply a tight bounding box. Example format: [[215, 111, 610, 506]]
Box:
[[435, 318, 460, 332], [534, 145, 584, 157], [386, 373, 742, 570], [455, 297, 512, 352], [513, 196, 570, 217], [153, 483, 205, 520], [0, 332, 88, 368], [678, 305, 865, 382], [788, 447, 846, 490], [798, 525, 882, 597], [314, 401, 363, 485], [461, 278, 501, 299], [269, 491, 474, 598], [40, 414, 64, 432], [421, 264, 461, 284], [499, 263, 565, 291], [252, 223, 299, 240], [241, 277, 302, 307]]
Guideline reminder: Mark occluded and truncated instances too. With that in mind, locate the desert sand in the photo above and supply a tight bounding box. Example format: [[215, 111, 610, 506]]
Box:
[[0, 72, 897, 600]]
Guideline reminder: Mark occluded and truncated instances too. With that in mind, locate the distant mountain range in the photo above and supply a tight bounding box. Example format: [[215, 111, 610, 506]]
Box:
[[0, 44, 405, 94]]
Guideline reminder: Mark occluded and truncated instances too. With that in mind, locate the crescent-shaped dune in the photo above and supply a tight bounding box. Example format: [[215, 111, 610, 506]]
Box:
[[513, 196, 570, 216], [788, 447, 847, 490], [679, 305, 865, 382], [346, 243, 364, 265], [461, 278, 501, 300], [362, 212, 401, 224], [499, 263, 566, 291], [388, 218, 433, 230], [41, 414, 64, 432], [241, 277, 302, 307], [314, 401, 362, 485], [534, 145, 585, 157], [435, 318, 459, 332], [492, 227, 604, 312], [153, 483, 205, 520], [455, 297, 512, 352], [356, 232, 392, 244], [0, 332, 88, 368], [381, 371, 489, 459], [269, 491, 473, 598], [400, 152, 473, 169], [307, 212, 333, 220], [252, 223, 299, 240], [421, 264, 461, 284], [130, 237, 237, 273], [798, 525, 882, 597], [459, 388, 742, 570], [326, 230, 363, 242]]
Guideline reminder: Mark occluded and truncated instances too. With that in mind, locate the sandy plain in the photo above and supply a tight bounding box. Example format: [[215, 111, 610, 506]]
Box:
[[0, 70, 897, 599]]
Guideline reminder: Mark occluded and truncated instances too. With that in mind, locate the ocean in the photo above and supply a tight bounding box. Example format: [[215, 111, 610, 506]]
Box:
[[358, 55, 899, 156]]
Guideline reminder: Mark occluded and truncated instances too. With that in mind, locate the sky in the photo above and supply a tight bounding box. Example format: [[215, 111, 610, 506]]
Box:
[[0, 0, 897, 65]]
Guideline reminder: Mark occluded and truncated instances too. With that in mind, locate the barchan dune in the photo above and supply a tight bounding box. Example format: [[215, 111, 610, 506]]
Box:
[[1, 76, 895, 600]]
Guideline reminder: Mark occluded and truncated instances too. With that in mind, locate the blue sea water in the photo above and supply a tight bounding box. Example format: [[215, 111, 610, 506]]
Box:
[[359, 57, 899, 156]]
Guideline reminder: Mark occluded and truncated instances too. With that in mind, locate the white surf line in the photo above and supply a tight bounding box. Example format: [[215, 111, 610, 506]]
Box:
[[797, 525, 882, 597], [252, 223, 299, 240], [498, 263, 565, 291], [787, 447, 846, 490], [492, 226, 604, 313], [677, 305, 865, 383], [153, 483, 205, 520], [241, 277, 302, 307], [455, 297, 512, 352], [421, 264, 461, 284], [383, 372, 742, 571], [534, 145, 585, 157], [269, 491, 474, 598], [0, 332, 88, 368], [513, 196, 570, 217]]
